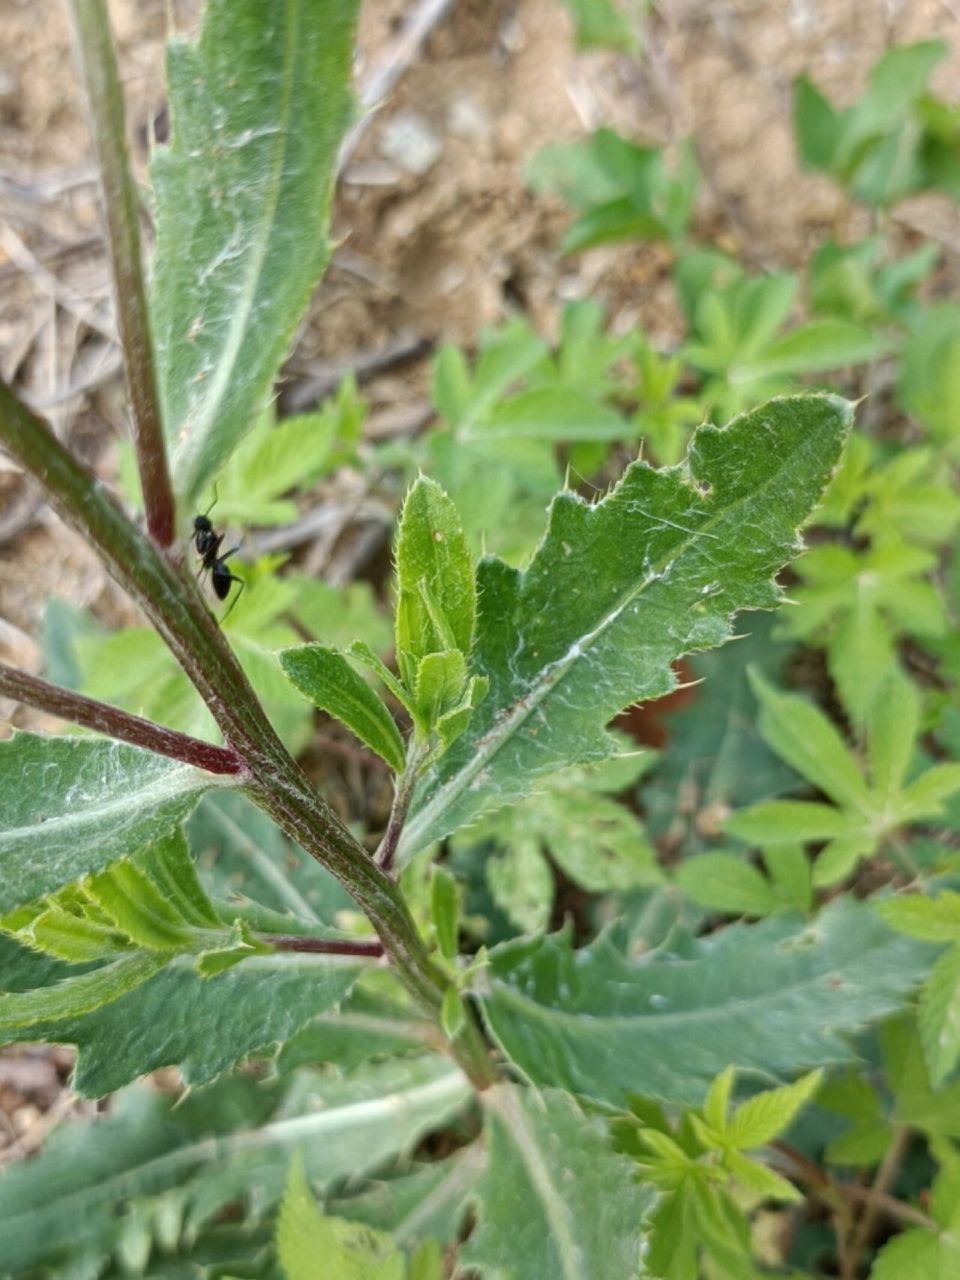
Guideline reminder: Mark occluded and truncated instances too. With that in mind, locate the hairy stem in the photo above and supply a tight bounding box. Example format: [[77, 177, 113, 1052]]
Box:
[[376, 743, 426, 872], [0, 662, 245, 776], [68, 0, 175, 547], [0, 379, 495, 1088], [266, 935, 385, 957]]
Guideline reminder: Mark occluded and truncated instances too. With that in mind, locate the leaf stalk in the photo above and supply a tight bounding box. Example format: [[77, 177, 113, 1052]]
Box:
[[68, 0, 175, 547], [0, 663, 246, 776]]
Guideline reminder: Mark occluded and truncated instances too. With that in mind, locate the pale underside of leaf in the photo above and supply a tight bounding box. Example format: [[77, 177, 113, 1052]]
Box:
[[150, 0, 359, 507], [0, 734, 227, 914]]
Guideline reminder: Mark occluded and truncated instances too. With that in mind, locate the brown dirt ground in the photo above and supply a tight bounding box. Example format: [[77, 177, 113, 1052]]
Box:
[[0, 0, 958, 1164]]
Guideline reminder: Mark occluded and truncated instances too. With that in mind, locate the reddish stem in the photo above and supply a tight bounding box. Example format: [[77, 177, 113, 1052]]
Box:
[[68, 0, 175, 546], [0, 662, 246, 777], [267, 935, 385, 958]]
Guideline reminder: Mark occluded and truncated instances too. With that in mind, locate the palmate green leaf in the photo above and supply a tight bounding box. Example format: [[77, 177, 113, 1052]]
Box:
[[877, 891, 960, 943], [460, 1085, 654, 1280], [871, 1222, 960, 1280], [279, 644, 406, 774], [399, 395, 852, 859], [747, 671, 870, 811], [150, 0, 359, 507], [478, 898, 931, 1108], [0, 734, 229, 915], [674, 853, 783, 917], [0, 941, 363, 1095], [818, 1071, 893, 1165], [728, 675, 960, 886], [0, 1056, 470, 1277], [724, 1070, 822, 1150]]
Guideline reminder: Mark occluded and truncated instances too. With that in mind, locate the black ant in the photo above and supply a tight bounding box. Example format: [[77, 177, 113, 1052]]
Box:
[[192, 491, 244, 619]]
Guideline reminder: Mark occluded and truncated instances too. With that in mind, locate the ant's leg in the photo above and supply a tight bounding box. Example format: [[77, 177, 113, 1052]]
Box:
[[221, 574, 245, 622], [199, 482, 220, 522], [218, 543, 242, 564]]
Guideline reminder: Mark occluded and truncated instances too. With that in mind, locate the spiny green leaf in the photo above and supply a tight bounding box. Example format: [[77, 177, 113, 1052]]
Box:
[[0, 947, 363, 1095], [478, 898, 932, 1108], [394, 477, 476, 688], [400, 395, 852, 858], [0, 951, 167, 1033], [460, 1086, 653, 1280], [326, 1148, 483, 1250], [0, 734, 228, 914], [150, 0, 360, 506], [276, 981, 434, 1076], [279, 645, 406, 774], [277, 1155, 405, 1280], [188, 791, 352, 926], [485, 836, 553, 935], [0, 1057, 470, 1276], [434, 674, 488, 754]]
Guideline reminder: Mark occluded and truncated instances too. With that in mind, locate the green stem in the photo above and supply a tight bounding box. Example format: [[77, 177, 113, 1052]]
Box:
[[68, 0, 175, 547], [0, 379, 497, 1085]]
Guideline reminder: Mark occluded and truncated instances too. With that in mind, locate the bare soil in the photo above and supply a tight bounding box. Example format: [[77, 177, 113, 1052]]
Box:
[[0, 0, 957, 1155]]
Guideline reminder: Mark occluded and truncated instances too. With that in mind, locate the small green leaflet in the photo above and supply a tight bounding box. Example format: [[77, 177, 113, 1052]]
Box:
[[0, 734, 229, 915], [460, 1085, 653, 1280], [394, 476, 476, 686], [478, 897, 932, 1108], [279, 644, 406, 774], [399, 394, 852, 858], [149, 0, 360, 507], [878, 891, 960, 1085]]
